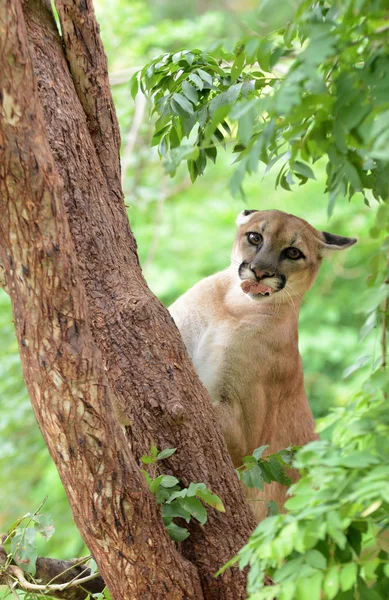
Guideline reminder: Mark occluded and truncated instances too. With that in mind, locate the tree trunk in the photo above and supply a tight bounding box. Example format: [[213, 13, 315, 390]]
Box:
[[0, 1, 257, 599]]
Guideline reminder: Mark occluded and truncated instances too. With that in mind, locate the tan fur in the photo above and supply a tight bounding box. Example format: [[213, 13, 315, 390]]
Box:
[[169, 209, 356, 521]]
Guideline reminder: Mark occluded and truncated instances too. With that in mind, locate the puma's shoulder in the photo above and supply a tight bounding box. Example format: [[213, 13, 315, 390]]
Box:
[[169, 270, 230, 357]]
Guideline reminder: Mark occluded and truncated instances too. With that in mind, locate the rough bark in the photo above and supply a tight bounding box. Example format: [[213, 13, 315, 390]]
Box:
[[0, 3, 203, 599], [0, 0, 258, 598]]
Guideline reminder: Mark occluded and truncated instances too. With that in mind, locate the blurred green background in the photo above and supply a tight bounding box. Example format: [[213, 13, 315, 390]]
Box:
[[0, 0, 381, 564]]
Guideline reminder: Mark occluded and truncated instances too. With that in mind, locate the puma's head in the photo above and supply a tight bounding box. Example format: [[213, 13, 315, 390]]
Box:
[[232, 209, 356, 302]]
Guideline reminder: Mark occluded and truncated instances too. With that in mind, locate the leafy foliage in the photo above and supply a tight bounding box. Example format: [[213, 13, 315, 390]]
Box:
[[138, 1, 389, 598], [140, 0, 389, 212], [1, 500, 55, 577], [233, 368, 389, 599], [141, 447, 224, 542], [236, 445, 296, 516]]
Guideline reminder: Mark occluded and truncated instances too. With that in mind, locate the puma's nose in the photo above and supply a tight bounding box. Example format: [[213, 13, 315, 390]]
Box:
[[252, 268, 275, 280]]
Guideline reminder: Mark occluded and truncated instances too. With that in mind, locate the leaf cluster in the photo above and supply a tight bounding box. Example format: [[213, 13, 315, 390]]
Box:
[[236, 445, 296, 517], [139, 0, 389, 212], [2, 501, 55, 577], [141, 446, 225, 542]]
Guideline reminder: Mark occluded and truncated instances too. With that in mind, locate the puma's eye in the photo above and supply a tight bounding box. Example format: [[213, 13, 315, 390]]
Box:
[[247, 232, 263, 246], [284, 247, 304, 260]]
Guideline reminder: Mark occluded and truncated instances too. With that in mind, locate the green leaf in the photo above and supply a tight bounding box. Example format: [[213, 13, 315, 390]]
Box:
[[229, 160, 247, 197], [305, 549, 327, 570], [182, 81, 199, 105], [324, 566, 340, 600], [160, 475, 180, 488], [343, 160, 362, 190], [7, 513, 31, 535], [32, 513, 55, 541], [179, 497, 208, 525], [149, 475, 164, 494], [165, 522, 190, 542], [245, 38, 260, 62], [162, 500, 191, 523], [267, 457, 292, 486], [241, 464, 264, 490], [166, 488, 188, 503], [266, 500, 279, 516], [253, 445, 268, 460], [205, 144, 217, 163], [141, 455, 155, 464], [231, 50, 245, 83], [130, 74, 139, 100], [274, 557, 303, 583], [188, 73, 203, 90], [339, 452, 379, 468], [11, 528, 37, 575], [187, 483, 225, 512], [150, 446, 158, 457], [197, 69, 213, 87], [238, 111, 254, 147], [340, 563, 358, 592], [343, 355, 371, 379], [358, 580, 384, 600], [296, 571, 323, 600], [209, 84, 241, 114], [157, 448, 177, 461], [171, 93, 194, 117], [293, 161, 316, 180]]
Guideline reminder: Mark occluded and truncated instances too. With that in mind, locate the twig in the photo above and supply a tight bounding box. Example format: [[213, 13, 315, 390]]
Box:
[[9, 564, 101, 592]]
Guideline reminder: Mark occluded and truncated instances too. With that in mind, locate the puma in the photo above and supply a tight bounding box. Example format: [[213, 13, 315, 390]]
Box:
[[169, 209, 356, 521]]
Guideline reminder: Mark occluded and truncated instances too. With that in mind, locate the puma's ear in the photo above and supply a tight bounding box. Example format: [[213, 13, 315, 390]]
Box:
[[320, 231, 357, 251], [236, 209, 259, 226]]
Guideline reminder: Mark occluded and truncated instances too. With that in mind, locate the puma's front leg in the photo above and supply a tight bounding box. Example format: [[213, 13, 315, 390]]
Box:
[[213, 401, 248, 468]]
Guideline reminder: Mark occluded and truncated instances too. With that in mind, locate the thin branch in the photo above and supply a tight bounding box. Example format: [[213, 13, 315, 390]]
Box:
[[54, 0, 123, 201], [9, 564, 101, 592]]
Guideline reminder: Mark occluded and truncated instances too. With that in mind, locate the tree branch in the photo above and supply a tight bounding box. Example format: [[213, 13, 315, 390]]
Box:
[[54, 0, 123, 204]]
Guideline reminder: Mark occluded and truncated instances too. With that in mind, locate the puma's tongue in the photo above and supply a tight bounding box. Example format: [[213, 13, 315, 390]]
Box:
[[240, 280, 273, 296]]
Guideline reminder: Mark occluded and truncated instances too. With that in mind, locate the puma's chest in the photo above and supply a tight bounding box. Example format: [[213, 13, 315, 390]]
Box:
[[192, 320, 277, 403]]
